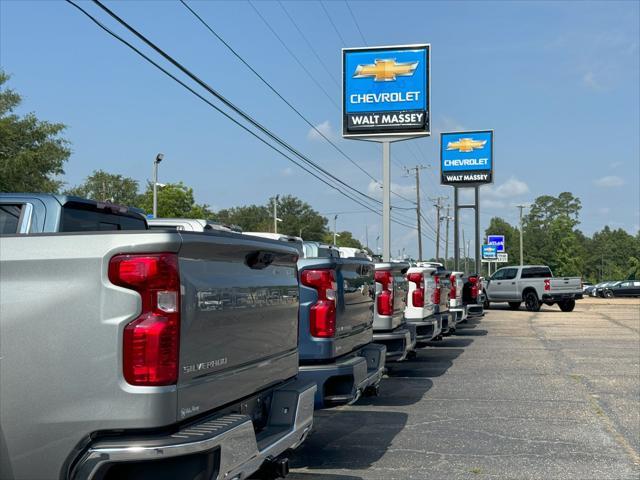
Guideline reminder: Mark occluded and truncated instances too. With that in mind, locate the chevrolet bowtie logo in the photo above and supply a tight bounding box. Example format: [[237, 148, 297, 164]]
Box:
[[446, 138, 487, 153], [353, 59, 419, 82]]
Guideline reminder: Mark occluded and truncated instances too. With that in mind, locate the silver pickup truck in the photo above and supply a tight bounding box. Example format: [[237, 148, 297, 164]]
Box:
[[372, 261, 416, 361], [1, 196, 315, 480], [484, 265, 583, 312]]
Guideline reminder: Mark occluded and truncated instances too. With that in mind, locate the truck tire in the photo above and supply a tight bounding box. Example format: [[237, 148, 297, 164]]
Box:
[[483, 295, 490, 310], [524, 291, 541, 312], [559, 299, 576, 312], [508, 302, 521, 310]]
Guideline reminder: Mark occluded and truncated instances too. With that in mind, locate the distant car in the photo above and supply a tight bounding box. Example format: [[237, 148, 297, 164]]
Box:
[[583, 283, 596, 296], [602, 280, 640, 298], [596, 281, 620, 297], [582, 281, 593, 292]]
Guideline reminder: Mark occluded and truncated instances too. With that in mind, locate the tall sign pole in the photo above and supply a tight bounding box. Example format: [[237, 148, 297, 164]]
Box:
[[517, 204, 526, 266], [342, 44, 431, 262]]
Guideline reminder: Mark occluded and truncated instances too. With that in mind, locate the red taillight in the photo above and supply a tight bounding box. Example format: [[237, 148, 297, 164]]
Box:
[[109, 253, 180, 386], [544, 278, 551, 291], [449, 274, 457, 300], [469, 275, 479, 299], [375, 270, 394, 316], [301, 269, 337, 338], [408, 272, 424, 308], [433, 275, 441, 305]]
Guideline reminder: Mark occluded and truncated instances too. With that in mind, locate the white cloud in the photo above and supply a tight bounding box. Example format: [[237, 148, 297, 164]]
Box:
[[367, 180, 415, 201], [307, 120, 336, 141], [483, 177, 530, 199], [281, 167, 293, 176], [594, 175, 625, 188], [582, 71, 602, 90]]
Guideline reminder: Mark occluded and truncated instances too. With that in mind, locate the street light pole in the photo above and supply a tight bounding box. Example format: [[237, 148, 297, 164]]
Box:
[[152, 153, 164, 218], [273, 195, 280, 234]]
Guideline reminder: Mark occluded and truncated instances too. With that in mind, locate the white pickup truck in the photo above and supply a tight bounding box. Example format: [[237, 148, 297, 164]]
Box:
[[483, 265, 583, 312]]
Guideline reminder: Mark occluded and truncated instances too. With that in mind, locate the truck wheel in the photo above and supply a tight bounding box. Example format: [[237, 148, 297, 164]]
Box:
[[508, 302, 521, 310], [524, 291, 541, 312], [604, 290, 614, 298], [483, 297, 490, 309], [559, 299, 576, 312]]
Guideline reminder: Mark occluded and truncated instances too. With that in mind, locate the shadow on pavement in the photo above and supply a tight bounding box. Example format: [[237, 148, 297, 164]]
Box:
[[289, 409, 407, 472], [286, 474, 364, 480]]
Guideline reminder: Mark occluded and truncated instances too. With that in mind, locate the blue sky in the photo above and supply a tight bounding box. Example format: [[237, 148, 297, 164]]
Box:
[[1, 0, 639, 259]]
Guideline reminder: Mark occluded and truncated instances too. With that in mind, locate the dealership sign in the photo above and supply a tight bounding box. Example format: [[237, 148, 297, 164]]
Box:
[[343, 44, 430, 138], [441, 130, 494, 185], [487, 234, 505, 252], [481, 244, 497, 259]]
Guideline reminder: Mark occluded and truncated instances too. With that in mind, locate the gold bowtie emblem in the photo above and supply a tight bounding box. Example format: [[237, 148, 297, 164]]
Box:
[[353, 59, 419, 82], [446, 138, 487, 153]]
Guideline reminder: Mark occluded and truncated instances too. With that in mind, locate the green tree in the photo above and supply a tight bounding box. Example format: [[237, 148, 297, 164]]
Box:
[[324, 230, 365, 249], [65, 169, 140, 206], [271, 195, 328, 241], [484, 216, 520, 265], [138, 182, 213, 218], [213, 204, 271, 232], [0, 70, 71, 193]]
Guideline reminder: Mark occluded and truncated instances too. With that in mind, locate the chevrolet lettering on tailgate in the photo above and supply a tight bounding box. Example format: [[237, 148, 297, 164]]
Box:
[[343, 45, 430, 137]]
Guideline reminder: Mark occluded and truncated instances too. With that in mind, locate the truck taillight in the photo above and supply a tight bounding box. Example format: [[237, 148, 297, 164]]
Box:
[[301, 269, 337, 338], [544, 278, 551, 291], [449, 274, 457, 300], [375, 270, 394, 316], [433, 275, 441, 305], [469, 276, 478, 299], [109, 253, 180, 386], [407, 272, 424, 308]]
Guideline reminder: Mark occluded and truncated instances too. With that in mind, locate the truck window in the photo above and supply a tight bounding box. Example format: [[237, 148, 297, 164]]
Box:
[[60, 204, 147, 232], [503, 268, 518, 280], [491, 269, 506, 280], [0, 204, 22, 234], [521, 267, 552, 278]]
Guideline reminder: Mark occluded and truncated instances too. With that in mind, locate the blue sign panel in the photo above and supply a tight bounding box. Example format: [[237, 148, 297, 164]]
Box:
[[482, 244, 497, 259], [441, 130, 494, 185], [343, 45, 430, 137], [488, 234, 505, 252]]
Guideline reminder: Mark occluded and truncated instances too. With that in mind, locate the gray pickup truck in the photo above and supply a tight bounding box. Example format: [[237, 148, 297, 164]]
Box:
[[371, 260, 416, 361], [484, 265, 583, 312], [0, 195, 315, 480]]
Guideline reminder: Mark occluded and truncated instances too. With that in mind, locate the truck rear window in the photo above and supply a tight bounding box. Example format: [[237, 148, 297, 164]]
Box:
[[60, 205, 147, 232], [521, 267, 552, 278], [0, 205, 21, 234]]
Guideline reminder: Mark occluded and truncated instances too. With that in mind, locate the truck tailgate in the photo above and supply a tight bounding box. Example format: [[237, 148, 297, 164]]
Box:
[[335, 257, 374, 352], [177, 232, 300, 421], [550, 277, 582, 294]]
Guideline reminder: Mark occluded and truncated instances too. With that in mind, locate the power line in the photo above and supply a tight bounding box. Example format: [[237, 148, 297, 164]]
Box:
[[67, 0, 422, 237], [319, 1, 347, 46], [277, 0, 341, 88], [89, 0, 384, 211], [344, 1, 367, 45], [179, 0, 378, 184], [247, 0, 339, 109]]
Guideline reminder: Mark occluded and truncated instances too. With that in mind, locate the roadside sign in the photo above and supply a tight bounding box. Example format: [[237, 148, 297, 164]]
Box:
[[487, 234, 505, 252], [342, 44, 430, 138], [481, 244, 497, 259], [441, 130, 494, 185], [496, 253, 508, 263]]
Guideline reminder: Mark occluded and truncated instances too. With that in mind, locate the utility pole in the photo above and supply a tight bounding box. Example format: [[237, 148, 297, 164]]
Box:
[[430, 196, 447, 263], [405, 165, 427, 261], [516, 204, 527, 266], [462, 229, 467, 273], [365, 225, 369, 250], [444, 205, 451, 269], [273, 195, 280, 234], [333, 214, 338, 245], [152, 153, 164, 218]]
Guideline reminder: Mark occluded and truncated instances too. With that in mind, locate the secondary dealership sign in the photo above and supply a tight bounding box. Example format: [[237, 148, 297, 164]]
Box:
[[487, 234, 505, 252], [441, 130, 494, 185], [343, 44, 430, 138], [481, 244, 497, 260]]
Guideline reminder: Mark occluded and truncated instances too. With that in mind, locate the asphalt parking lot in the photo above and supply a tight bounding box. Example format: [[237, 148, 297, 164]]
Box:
[[288, 297, 640, 480]]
